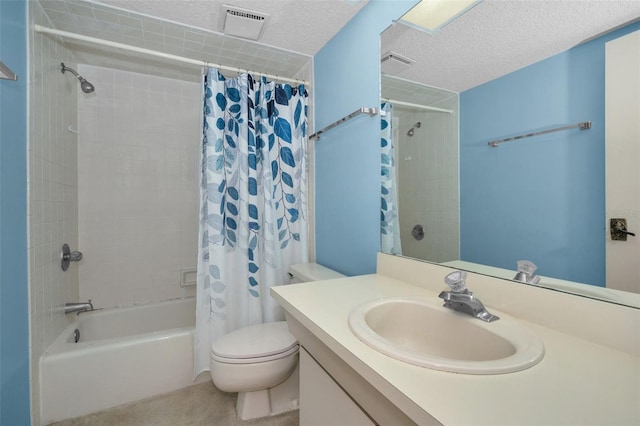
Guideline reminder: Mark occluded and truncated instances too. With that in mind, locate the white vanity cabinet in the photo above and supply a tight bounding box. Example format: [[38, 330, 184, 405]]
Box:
[[283, 308, 425, 425], [299, 348, 375, 426], [272, 255, 640, 426]]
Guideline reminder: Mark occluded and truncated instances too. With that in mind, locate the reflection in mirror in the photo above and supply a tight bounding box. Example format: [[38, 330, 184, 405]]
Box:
[[380, 1, 640, 309], [380, 75, 459, 262]]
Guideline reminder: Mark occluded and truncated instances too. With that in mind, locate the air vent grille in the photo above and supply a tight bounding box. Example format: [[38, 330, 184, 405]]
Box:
[[381, 51, 415, 75], [220, 5, 270, 40], [227, 9, 266, 22]]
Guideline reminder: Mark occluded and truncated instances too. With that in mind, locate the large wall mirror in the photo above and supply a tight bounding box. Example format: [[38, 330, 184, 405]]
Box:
[[380, 0, 640, 308]]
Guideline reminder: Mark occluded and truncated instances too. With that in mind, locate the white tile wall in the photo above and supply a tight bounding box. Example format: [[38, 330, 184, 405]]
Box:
[[77, 65, 201, 309], [382, 75, 459, 263], [28, 2, 80, 424], [396, 97, 459, 262]]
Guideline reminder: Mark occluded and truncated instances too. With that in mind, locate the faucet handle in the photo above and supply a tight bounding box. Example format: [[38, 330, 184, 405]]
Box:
[[444, 270, 468, 293], [516, 260, 538, 275], [514, 260, 541, 284]]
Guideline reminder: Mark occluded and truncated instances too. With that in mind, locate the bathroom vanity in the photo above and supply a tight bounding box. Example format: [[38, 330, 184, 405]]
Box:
[[271, 253, 640, 425]]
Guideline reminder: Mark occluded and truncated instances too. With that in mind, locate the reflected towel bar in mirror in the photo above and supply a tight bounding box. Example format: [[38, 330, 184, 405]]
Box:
[[488, 121, 592, 147]]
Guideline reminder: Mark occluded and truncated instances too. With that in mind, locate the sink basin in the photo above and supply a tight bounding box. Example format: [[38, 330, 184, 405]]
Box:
[[349, 297, 544, 374]]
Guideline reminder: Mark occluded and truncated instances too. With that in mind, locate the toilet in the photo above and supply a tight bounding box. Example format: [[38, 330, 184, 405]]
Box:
[[209, 263, 345, 420]]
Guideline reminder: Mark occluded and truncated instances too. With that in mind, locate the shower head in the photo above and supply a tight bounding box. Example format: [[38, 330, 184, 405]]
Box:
[[78, 77, 95, 94], [407, 121, 422, 137], [60, 62, 95, 93]]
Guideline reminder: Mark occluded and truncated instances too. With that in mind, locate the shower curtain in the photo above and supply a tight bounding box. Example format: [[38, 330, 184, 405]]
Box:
[[195, 68, 309, 377], [380, 102, 402, 255]]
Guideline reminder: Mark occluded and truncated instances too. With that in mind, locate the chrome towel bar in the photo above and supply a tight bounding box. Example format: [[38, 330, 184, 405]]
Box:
[[0, 60, 17, 81], [488, 121, 592, 147], [310, 107, 378, 141]]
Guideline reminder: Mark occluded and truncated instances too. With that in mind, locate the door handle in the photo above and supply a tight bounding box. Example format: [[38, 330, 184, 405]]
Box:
[[610, 218, 635, 241]]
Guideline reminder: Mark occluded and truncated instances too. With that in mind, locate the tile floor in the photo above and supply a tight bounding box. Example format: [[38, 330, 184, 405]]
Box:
[[50, 382, 299, 426]]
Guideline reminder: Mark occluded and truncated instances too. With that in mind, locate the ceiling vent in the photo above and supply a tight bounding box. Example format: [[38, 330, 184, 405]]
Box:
[[381, 51, 415, 75], [219, 5, 270, 41]]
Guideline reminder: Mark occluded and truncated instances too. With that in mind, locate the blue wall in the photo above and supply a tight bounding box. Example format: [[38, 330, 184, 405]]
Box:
[[460, 22, 640, 287], [314, 0, 416, 276], [0, 0, 31, 424]]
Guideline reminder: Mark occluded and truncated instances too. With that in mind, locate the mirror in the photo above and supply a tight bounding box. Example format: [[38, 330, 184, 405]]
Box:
[[380, 1, 640, 308]]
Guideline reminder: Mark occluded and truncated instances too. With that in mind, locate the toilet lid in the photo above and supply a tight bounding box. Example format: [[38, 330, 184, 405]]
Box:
[[211, 321, 298, 361]]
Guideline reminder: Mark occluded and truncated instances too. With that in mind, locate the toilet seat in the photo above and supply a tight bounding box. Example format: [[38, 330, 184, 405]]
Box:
[[211, 321, 298, 365], [211, 344, 298, 364]]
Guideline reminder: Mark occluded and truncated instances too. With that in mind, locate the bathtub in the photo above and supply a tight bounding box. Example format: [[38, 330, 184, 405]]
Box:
[[40, 297, 208, 424]]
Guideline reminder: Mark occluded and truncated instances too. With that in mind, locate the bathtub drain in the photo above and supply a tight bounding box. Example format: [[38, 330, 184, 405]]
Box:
[[74, 329, 80, 343]]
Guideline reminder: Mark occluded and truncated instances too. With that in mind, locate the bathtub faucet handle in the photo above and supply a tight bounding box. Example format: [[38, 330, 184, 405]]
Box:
[[61, 243, 83, 271]]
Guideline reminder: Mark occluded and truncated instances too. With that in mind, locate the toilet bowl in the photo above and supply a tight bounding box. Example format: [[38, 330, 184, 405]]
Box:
[[210, 321, 299, 420], [209, 263, 345, 420]]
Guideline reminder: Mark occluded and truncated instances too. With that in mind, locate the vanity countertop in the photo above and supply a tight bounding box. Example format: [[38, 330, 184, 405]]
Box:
[[272, 273, 640, 425]]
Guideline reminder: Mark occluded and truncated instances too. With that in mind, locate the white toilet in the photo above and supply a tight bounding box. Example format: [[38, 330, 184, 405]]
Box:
[[209, 263, 345, 420]]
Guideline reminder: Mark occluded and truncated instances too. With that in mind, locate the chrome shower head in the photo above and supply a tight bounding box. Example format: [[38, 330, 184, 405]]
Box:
[[407, 121, 422, 137], [61, 62, 95, 93], [78, 77, 95, 94]]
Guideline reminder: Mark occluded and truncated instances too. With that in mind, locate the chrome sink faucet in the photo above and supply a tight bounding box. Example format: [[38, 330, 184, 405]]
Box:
[[438, 271, 500, 322], [513, 260, 541, 284], [64, 299, 93, 315]]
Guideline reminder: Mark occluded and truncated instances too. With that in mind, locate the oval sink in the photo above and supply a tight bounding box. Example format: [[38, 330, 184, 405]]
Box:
[[349, 297, 544, 374]]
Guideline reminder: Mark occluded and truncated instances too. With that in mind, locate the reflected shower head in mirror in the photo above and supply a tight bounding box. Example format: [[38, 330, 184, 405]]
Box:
[[60, 62, 95, 93], [407, 121, 421, 137]]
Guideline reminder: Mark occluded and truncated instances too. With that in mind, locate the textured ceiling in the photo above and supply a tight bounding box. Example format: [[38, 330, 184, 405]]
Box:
[[38, 0, 367, 83], [382, 0, 640, 93], [96, 0, 369, 56], [39, 0, 640, 93]]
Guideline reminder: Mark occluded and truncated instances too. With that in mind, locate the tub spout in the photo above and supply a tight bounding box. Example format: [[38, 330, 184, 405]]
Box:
[[65, 300, 93, 315]]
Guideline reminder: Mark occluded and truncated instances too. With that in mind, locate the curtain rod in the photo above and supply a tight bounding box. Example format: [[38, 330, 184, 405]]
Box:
[[34, 25, 310, 87], [382, 98, 453, 114]]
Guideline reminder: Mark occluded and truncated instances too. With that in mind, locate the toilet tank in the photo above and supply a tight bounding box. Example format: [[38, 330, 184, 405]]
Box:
[[288, 263, 345, 284]]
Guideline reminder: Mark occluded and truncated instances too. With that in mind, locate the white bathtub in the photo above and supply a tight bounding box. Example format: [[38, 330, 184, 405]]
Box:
[[40, 298, 207, 424]]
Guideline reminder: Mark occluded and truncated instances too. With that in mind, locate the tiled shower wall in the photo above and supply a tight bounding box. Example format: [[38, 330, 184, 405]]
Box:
[[28, 2, 79, 423], [396, 99, 459, 262], [76, 65, 201, 309]]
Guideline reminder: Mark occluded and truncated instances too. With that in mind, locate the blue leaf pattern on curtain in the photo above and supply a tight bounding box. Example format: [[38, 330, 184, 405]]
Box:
[[380, 102, 402, 255], [195, 68, 309, 377]]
